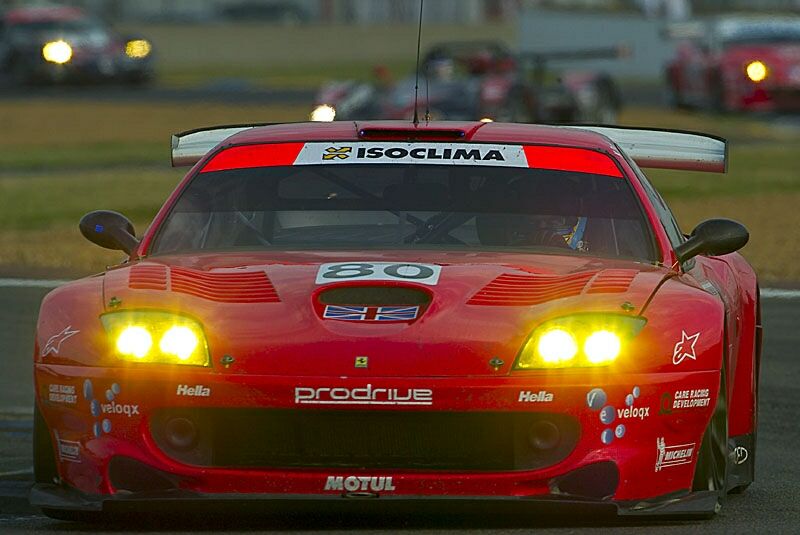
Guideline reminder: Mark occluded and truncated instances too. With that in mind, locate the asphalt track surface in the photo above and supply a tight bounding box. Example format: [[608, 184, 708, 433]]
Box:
[[0, 285, 798, 533]]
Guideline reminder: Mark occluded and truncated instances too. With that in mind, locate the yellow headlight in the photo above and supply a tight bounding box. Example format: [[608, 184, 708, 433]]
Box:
[[102, 311, 210, 366], [159, 326, 199, 360], [310, 104, 336, 122], [536, 329, 578, 364], [42, 40, 73, 64], [584, 330, 621, 364], [125, 39, 151, 59], [116, 326, 152, 358], [514, 314, 646, 369], [746, 61, 768, 82]]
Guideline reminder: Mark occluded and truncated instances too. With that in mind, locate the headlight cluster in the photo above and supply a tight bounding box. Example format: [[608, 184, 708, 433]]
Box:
[[310, 104, 336, 122], [746, 60, 768, 82], [101, 311, 210, 366], [515, 314, 646, 369], [125, 39, 152, 59], [42, 40, 73, 64]]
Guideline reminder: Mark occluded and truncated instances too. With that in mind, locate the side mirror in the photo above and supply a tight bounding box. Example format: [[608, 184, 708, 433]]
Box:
[[674, 218, 749, 263], [79, 210, 140, 255]]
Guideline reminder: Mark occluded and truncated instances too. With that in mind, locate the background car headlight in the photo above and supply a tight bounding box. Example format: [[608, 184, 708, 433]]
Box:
[[42, 40, 73, 64], [310, 104, 336, 122], [101, 311, 210, 366], [746, 60, 768, 82], [125, 39, 152, 59], [515, 314, 646, 369]]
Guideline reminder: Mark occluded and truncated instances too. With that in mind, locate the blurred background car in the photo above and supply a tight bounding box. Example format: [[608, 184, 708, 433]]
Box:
[[0, 4, 154, 85], [311, 40, 623, 124], [665, 16, 800, 112]]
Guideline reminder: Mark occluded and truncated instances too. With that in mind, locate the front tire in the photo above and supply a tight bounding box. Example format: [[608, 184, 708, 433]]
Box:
[[33, 403, 58, 485], [692, 370, 728, 511]]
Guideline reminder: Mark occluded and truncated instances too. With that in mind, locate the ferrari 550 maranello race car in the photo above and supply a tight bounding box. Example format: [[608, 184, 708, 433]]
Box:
[[31, 119, 761, 521]]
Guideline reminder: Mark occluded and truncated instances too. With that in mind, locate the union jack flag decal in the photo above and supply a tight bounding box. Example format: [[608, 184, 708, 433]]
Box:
[[323, 305, 420, 322]]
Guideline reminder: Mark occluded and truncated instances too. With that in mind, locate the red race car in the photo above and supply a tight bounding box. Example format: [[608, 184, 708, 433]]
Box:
[[666, 16, 800, 112], [31, 120, 760, 521]]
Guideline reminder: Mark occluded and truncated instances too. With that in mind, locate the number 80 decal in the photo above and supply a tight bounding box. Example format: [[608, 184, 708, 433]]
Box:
[[315, 262, 442, 286]]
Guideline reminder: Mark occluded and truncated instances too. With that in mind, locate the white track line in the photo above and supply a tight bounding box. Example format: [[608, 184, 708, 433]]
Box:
[[1, 277, 799, 299], [0, 468, 32, 478], [0, 278, 70, 288], [760, 288, 800, 299]]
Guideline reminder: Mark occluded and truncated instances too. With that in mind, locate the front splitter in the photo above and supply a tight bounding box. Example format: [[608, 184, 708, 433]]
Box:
[[30, 483, 719, 519]]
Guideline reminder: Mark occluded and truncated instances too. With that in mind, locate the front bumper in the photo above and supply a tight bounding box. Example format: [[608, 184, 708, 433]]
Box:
[[35, 365, 719, 510]]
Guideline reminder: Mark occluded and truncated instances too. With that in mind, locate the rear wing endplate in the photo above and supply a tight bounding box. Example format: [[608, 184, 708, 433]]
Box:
[[171, 124, 276, 167], [563, 125, 727, 173]]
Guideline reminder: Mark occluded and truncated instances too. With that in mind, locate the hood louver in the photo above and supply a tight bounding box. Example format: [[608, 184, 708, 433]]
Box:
[[128, 264, 280, 303], [468, 269, 637, 306]]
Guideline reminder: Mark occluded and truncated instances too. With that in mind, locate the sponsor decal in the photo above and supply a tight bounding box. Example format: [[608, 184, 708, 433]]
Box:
[[655, 437, 696, 472], [322, 146, 352, 160], [297, 142, 528, 168], [54, 433, 81, 463], [617, 405, 650, 420], [315, 262, 441, 286], [586, 386, 647, 445], [518, 390, 554, 403], [41, 326, 79, 357], [176, 384, 211, 397], [84, 379, 129, 437], [324, 475, 396, 493], [101, 401, 139, 417], [672, 330, 700, 365], [295, 385, 432, 406], [323, 305, 419, 322], [660, 388, 711, 414], [734, 446, 749, 465], [354, 356, 368, 369], [48, 384, 77, 405]]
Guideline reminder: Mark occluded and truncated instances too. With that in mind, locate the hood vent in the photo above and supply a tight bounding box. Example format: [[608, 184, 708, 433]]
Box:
[[316, 286, 431, 323], [128, 264, 168, 290], [468, 272, 597, 306], [586, 269, 637, 294], [128, 263, 279, 303]]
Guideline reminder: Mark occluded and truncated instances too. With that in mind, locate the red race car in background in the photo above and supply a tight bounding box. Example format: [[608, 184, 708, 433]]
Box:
[[31, 119, 760, 521], [0, 5, 154, 85], [312, 41, 624, 125], [666, 16, 800, 112]]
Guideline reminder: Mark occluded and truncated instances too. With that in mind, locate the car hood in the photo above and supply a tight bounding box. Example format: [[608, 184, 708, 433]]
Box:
[[102, 251, 666, 377]]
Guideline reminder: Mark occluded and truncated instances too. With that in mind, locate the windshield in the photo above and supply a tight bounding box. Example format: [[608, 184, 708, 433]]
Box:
[[152, 163, 654, 261]]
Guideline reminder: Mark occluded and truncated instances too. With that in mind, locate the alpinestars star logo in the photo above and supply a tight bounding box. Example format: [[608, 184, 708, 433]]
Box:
[[42, 326, 79, 356], [672, 330, 700, 365]]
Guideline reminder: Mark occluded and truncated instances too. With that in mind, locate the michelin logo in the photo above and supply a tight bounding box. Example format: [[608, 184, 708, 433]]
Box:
[[296, 142, 528, 168]]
